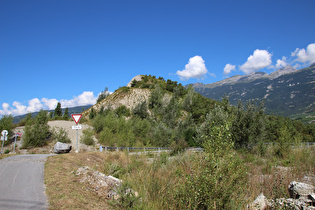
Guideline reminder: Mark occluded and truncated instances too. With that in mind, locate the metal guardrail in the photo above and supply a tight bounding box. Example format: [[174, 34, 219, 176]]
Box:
[[99, 146, 203, 152], [265, 142, 315, 146]]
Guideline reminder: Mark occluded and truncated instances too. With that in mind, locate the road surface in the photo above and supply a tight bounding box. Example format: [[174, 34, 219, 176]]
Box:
[[0, 154, 53, 210]]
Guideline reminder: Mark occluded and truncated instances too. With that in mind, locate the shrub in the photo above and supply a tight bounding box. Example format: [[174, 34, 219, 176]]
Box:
[[22, 110, 51, 148], [132, 101, 148, 119], [81, 128, 94, 146], [115, 105, 130, 117], [53, 127, 71, 143], [170, 123, 248, 209]]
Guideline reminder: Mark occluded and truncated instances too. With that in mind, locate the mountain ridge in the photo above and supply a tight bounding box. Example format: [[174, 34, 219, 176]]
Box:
[[189, 65, 315, 123]]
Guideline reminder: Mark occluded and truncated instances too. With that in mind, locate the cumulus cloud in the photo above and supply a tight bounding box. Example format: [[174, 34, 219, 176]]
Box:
[[223, 64, 236, 75], [176, 55, 209, 80], [240, 49, 272, 74], [0, 91, 97, 116], [60, 91, 97, 108], [41, 98, 59, 110], [275, 56, 287, 69], [26, 98, 43, 113], [12, 101, 27, 116], [291, 43, 315, 64]]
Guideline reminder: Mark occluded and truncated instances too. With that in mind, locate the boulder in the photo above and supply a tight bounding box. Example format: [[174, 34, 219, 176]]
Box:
[[53, 142, 72, 154], [248, 193, 269, 210], [288, 181, 315, 199], [76, 166, 122, 199], [76, 166, 138, 200]]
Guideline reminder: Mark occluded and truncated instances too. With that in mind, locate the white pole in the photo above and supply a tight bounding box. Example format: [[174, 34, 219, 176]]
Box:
[[76, 128, 78, 153], [1, 133, 6, 154], [13, 135, 17, 153]]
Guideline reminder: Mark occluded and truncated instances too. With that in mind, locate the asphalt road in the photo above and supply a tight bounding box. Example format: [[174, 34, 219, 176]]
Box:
[[0, 154, 53, 210]]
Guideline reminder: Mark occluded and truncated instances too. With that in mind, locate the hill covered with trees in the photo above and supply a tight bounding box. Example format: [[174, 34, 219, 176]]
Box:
[[84, 75, 315, 151]]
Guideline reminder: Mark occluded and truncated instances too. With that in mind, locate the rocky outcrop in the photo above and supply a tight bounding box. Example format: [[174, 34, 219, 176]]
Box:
[[289, 181, 315, 199], [127, 75, 143, 87], [76, 166, 123, 199], [249, 181, 315, 209], [53, 142, 72, 154]]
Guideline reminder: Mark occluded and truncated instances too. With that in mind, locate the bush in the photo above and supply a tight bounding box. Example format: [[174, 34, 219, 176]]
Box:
[[170, 123, 248, 209], [4, 149, 10, 154], [132, 101, 148, 119], [22, 110, 51, 148], [81, 128, 94, 146], [115, 105, 130, 117], [53, 127, 71, 143]]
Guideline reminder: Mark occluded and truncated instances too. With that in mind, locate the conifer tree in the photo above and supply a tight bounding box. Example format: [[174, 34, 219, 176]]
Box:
[[54, 102, 62, 117], [63, 107, 69, 120]]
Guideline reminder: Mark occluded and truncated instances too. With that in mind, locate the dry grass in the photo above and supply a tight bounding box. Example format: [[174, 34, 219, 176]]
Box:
[[45, 152, 122, 210], [44, 146, 315, 209]]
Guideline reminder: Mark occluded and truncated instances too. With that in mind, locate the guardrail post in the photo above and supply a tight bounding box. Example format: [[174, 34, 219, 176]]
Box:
[[100, 146, 103, 152]]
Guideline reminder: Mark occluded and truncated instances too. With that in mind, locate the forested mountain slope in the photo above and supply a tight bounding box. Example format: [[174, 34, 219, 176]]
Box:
[[190, 65, 315, 123]]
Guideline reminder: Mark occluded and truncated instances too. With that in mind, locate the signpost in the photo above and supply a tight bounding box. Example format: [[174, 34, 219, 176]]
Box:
[[1, 130, 8, 154], [13, 132, 22, 153], [71, 114, 82, 153]]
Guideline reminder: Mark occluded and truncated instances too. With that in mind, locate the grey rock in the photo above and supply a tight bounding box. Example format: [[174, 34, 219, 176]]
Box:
[[53, 141, 72, 154], [288, 181, 315, 199], [248, 193, 269, 210]]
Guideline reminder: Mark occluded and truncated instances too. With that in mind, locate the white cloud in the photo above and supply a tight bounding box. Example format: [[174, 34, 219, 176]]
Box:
[[240, 49, 272, 74], [291, 43, 315, 64], [275, 56, 287, 69], [0, 91, 97, 117], [60, 91, 97, 108], [41, 98, 59, 110], [12, 101, 27, 116], [176, 55, 209, 80], [26, 98, 43, 113], [223, 64, 236, 75]]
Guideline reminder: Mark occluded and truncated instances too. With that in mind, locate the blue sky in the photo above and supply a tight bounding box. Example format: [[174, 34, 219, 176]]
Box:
[[1, 0, 314, 116]]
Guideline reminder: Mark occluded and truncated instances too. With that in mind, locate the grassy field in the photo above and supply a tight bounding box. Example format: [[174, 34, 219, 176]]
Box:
[[45, 145, 315, 209]]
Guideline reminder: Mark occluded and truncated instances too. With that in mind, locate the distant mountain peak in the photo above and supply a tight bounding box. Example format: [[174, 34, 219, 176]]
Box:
[[269, 65, 297, 79]]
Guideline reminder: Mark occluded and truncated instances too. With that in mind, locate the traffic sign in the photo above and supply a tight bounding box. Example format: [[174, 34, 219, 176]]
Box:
[[72, 125, 82, 130], [71, 114, 82, 124], [1, 130, 8, 136], [1, 136, 7, 141]]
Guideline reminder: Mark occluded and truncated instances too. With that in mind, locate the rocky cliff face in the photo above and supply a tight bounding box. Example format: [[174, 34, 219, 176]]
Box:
[[84, 75, 153, 117]]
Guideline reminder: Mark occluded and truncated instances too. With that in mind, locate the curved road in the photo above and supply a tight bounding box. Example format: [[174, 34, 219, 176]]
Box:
[[0, 154, 53, 210]]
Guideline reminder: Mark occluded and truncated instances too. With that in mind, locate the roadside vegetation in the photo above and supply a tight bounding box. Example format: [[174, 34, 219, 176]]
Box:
[[2, 75, 315, 208], [45, 144, 315, 209]]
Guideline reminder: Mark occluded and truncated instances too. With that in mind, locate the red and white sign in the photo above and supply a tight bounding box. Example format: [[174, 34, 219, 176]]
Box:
[[71, 114, 82, 125]]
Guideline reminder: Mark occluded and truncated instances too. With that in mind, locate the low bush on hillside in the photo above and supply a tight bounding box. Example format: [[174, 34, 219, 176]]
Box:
[[22, 110, 51, 148], [52, 127, 71, 143], [81, 128, 95, 146]]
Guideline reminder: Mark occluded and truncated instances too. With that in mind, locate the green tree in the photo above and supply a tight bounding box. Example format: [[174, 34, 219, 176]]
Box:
[[0, 115, 13, 145], [149, 85, 163, 109], [22, 110, 51, 148], [133, 101, 148, 119], [89, 107, 96, 119], [63, 107, 70, 120], [232, 99, 266, 149], [54, 102, 62, 118], [131, 79, 137, 87], [97, 87, 110, 103]]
